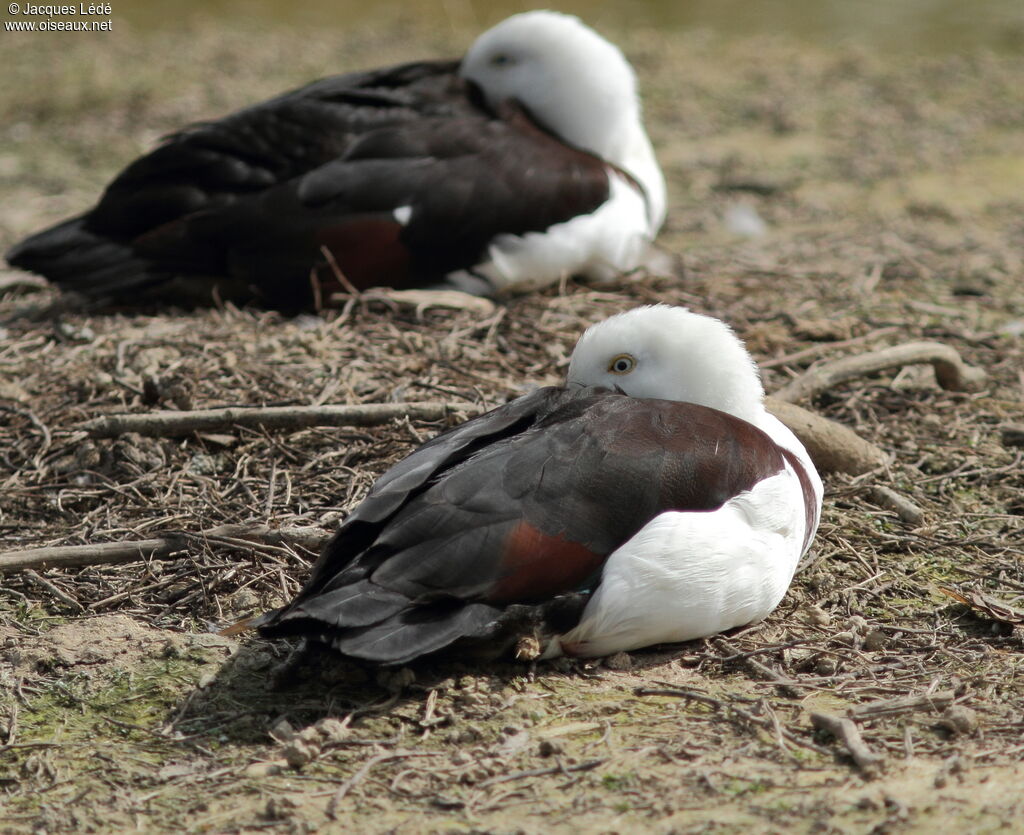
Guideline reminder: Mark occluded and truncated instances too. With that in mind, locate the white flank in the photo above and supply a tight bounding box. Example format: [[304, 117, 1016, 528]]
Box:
[[545, 463, 809, 659], [448, 173, 651, 293], [543, 305, 825, 658], [393, 205, 413, 225]]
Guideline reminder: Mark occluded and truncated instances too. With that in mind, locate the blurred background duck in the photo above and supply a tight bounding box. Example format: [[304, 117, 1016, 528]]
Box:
[[6, 11, 665, 310]]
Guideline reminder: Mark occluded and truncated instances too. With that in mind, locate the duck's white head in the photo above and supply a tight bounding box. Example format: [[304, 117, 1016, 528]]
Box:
[[567, 305, 765, 423], [460, 11, 665, 229]]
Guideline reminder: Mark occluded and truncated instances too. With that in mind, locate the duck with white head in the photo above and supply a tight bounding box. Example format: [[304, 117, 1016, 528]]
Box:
[[246, 306, 823, 664], [7, 11, 665, 309]]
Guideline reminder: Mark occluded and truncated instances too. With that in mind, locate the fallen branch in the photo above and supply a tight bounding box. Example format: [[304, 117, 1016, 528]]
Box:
[[637, 687, 831, 756], [766, 397, 888, 474], [79, 402, 452, 439], [476, 757, 607, 788], [773, 341, 987, 404], [864, 485, 925, 525], [810, 711, 884, 774], [848, 690, 955, 720], [327, 750, 439, 818], [712, 638, 803, 697], [0, 524, 329, 574], [334, 288, 497, 317]]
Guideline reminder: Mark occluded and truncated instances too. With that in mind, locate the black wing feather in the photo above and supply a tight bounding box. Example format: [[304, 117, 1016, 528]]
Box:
[[258, 388, 790, 663], [7, 60, 611, 309]]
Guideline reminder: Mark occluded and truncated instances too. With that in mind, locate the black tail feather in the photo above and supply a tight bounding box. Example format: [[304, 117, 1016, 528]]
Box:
[[6, 216, 169, 297]]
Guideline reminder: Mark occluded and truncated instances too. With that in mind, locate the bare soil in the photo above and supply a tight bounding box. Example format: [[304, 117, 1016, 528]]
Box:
[[1, 17, 1024, 835]]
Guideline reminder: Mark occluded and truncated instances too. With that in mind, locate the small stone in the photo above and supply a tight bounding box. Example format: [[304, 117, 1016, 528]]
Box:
[[1000, 423, 1024, 448], [937, 705, 978, 735], [244, 760, 286, 778], [863, 629, 889, 652], [815, 657, 838, 676], [538, 739, 563, 758], [603, 651, 633, 671], [803, 605, 831, 627], [315, 717, 350, 745], [831, 631, 857, 647], [282, 738, 320, 769], [269, 718, 296, 743]]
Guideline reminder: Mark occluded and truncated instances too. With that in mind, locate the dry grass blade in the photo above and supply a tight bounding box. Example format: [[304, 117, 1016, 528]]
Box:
[[848, 691, 956, 720]]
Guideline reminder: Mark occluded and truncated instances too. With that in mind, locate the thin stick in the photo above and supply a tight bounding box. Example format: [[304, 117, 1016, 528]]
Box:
[[0, 524, 329, 574], [78, 402, 452, 439], [773, 341, 987, 404], [759, 327, 901, 369], [712, 638, 803, 698], [327, 751, 438, 818], [635, 687, 831, 755], [810, 712, 884, 773], [848, 690, 955, 720], [476, 757, 607, 788], [864, 485, 925, 525], [21, 569, 85, 612]]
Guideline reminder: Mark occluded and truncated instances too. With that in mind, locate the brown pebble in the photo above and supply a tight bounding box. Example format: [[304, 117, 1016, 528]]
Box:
[[244, 760, 286, 778], [282, 738, 320, 769], [863, 629, 889, 652], [815, 657, 838, 676], [315, 717, 350, 745], [803, 605, 831, 627], [1000, 423, 1024, 448], [538, 739, 563, 757], [937, 705, 978, 735], [603, 651, 633, 671]]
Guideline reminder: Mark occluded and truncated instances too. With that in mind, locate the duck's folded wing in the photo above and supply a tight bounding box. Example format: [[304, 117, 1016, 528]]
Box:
[[5, 60, 462, 300], [259, 395, 790, 663]]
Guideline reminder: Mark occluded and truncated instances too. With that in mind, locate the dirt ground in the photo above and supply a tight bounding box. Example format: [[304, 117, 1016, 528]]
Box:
[[2, 15, 1024, 835]]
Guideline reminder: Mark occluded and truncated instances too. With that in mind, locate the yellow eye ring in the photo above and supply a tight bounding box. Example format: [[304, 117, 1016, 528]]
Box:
[[608, 354, 636, 374]]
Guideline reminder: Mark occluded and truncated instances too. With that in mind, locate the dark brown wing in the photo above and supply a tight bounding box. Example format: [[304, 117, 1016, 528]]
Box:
[[258, 388, 790, 664], [6, 62, 610, 309]]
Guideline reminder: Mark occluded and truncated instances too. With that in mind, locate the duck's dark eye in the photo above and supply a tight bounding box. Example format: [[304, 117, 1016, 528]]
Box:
[[608, 354, 636, 375], [490, 53, 513, 67]]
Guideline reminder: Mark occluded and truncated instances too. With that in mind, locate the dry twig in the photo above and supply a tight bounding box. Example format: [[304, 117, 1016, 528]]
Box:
[[810, 711, 884, 774], [327, 750, 438, 819], [0, 524, 329, 574], [773, 341, 987, 404], [848, 691, 955, 720], [864, 485, 925, 525], [711, 637, 803, 697], [79, 402, 452, 439]]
